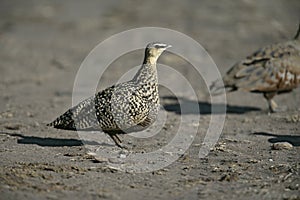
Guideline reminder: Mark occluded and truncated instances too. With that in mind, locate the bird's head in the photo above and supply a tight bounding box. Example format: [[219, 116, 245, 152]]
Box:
[[144, 42, 171, 64]]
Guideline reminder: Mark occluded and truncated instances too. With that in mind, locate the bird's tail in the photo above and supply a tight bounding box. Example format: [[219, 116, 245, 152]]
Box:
[[209, 78, 234, 96], [47, 96, 99, 130], [47, 109, 76, 130]]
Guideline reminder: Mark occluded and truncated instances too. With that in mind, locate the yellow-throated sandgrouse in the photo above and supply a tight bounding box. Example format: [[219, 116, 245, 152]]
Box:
[[210, 24, 300, 112], [48, 42, 171, 147]]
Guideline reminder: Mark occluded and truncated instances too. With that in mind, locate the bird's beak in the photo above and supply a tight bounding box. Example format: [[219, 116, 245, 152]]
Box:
[[166, 45, 172, 49]]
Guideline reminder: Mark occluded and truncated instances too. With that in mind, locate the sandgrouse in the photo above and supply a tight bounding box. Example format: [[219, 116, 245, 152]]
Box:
[[210, 24, 300, 112], [47, 42, 171, 147]]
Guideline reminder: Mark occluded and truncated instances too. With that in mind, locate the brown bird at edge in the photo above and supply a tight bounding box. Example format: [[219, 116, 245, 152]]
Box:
[[210, 24, 300, 113], [47, 42, 171, 148]]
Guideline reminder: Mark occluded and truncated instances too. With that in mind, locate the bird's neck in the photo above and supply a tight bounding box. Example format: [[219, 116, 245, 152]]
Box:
[[132, 57, 158, 84], [143, 55, 158, 65]]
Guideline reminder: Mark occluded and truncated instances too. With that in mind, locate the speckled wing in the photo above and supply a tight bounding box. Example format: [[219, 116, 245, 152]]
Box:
[[48, 83, 153, 132], [94, 82, 151, 132]]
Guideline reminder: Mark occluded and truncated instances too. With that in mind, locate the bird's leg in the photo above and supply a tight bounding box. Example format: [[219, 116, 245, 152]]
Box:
[[263, 92, 284, 113], [269, 99, 278, 113], [108, 134, 126, 148]]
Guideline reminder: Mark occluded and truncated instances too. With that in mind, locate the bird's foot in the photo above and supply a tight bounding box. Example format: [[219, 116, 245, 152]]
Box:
[[267, 99, 287, 114], [117, 143, 129, 150], [268, 101, 287, 114], [271, 105, 287, 113]]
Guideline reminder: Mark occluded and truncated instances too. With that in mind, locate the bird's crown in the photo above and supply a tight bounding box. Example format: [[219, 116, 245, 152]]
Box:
[[146, 42, 171, 49]]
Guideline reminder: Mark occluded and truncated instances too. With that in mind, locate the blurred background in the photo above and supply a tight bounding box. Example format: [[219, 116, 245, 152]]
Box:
[[0, 0, 299, 121]]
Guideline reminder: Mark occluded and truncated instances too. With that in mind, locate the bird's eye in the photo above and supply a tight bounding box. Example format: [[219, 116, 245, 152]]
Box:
[[155, 45, 166, 49]]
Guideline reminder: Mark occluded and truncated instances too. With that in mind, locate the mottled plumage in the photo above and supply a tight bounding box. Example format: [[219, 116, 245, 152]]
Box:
[[48, 42, 171, 147], [210, 24, 300, 112]]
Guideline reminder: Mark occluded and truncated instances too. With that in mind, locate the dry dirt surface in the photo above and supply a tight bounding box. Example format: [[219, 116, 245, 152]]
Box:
[[1, 1, 300, 199]]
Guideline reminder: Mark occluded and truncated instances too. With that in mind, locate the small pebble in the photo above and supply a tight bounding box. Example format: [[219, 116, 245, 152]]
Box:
[[272, 142, 293, 150], [119, 154, 126, 159]]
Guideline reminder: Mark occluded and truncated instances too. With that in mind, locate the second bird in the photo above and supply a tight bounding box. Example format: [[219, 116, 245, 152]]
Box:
[[210, 24, 300, 112], [47, 42, 171, 148]]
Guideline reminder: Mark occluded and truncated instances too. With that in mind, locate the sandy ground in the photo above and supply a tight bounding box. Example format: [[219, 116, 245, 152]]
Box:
[[0, 0, 300, 199]]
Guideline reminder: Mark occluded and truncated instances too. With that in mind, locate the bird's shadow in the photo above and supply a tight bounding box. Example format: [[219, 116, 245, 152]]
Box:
[[0, 131, 104, 147], [161, 96, 261, 115], [253, 132, 300, 146]]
